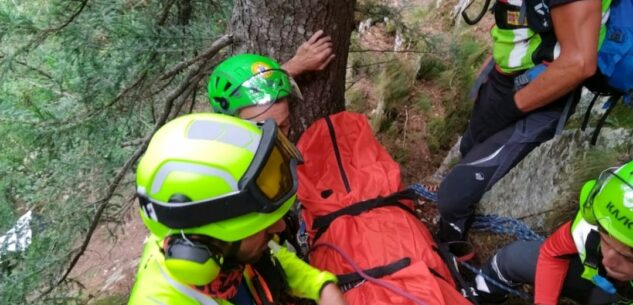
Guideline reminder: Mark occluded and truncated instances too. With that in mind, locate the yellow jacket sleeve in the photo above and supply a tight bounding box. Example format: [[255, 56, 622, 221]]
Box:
[[128, 235, 231, 305], [268, 241, 337, 302]]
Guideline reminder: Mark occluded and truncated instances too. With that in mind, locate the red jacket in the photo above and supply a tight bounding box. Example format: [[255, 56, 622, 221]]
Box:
[[534, 221, 577, 305]]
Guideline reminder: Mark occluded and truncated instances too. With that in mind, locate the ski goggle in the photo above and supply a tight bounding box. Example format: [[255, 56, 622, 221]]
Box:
[[587, 167, 633, 206], [139, 119, 303, 229]]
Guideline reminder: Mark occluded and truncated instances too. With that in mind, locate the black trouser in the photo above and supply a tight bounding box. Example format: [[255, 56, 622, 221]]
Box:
[[478, 240, 617, 305], [437, 68, 566, 242]]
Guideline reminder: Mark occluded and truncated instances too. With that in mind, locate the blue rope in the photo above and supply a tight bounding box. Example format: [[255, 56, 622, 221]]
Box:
[[408, 183, 438, 202], [408, 183, 543, 241], [472, 214, 544, 241], [408, 183, 543, 300]]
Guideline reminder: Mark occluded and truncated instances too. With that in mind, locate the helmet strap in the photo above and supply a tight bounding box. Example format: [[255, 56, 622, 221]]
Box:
[[221, 240, 242, 270]]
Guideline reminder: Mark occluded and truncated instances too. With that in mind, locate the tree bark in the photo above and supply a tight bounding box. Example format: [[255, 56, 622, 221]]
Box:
[[230, 0, 355, 139]]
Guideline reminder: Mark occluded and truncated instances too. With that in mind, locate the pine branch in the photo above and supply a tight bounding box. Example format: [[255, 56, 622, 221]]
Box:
[[21, 35, 231, 130], [45, 0, 90, 33], [15, 60, 55, 81], [157, 0, 178, 26], [12, 0, 90, 57], [52, 54, 215, 290], [159, 34, 232, 80]]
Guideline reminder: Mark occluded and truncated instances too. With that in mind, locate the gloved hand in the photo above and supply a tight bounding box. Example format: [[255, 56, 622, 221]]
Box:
[[469, 94, 525, 142]]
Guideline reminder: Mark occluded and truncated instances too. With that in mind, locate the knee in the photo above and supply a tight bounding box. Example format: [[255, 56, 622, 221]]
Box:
[[493, 240, 540, 283], [437, 167, 489, 215]]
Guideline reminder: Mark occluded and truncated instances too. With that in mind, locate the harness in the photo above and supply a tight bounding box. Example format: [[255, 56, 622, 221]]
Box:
[[571, 213, 633, 302], [466, 0, 632, 145], [306, 116, 480, 304]]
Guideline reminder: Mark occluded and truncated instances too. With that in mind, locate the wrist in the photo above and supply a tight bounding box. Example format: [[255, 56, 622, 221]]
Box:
[[513, 91, 529, 113], [282, 58, 303, 78], [318, 281, 337, 299], [510, 94, 526, 115]]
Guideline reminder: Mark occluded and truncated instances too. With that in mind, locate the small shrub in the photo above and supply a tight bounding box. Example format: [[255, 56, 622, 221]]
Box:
[[416, 56, 445, 81], [414, 93, 433, 113], [345, 86, 366, 112]]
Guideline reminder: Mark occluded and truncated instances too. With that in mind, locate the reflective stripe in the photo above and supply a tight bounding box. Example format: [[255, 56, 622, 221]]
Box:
[[508, 0, 522, 6], [571, 218, 598, 260], [158, 264, 220, 305], [602, 8, 610, 25], [147, 297, 170, 305], [553, 42, 561, 60], [508, 29, 530, 68], [151, 161, 238, 194], [188, 120, 260, 153], [491, 254, 518, 285], [466, 145, 505, 166]]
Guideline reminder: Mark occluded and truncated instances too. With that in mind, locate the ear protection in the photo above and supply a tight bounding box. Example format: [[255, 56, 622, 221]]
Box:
[[580, 179, 599, 225], [163, 236, 224, 286]]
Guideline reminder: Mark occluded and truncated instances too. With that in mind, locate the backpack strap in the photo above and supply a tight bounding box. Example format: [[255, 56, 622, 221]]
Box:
[[555, 86, 582, 135], [591, 95, 621, 145], [468, 58, 495, 101], [581, 92, 601, 131], [311, 189, 418, 243], [337, 257, 411, 292], [324, 116, 351, 193]]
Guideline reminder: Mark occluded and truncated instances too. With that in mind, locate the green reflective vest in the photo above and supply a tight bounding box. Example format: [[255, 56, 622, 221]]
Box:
[[571, 212, 633, 304], [491, 0, 611, 73]]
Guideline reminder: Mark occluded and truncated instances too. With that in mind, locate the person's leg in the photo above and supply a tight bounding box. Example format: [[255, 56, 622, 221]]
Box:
[[436, 108, 561, 242], [477, 240, 617, 305], [476, 240, 541, 295]]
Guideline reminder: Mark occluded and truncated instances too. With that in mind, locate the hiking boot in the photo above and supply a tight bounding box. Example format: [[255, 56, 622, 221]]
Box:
[[447, 241, 475, 262]]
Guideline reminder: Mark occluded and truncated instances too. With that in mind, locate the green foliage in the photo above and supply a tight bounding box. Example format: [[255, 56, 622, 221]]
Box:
[[0, 0, 232, 303], [416, 56, 445, 81], [377, 58, 416, 106], [345, 85, 366, 113], [426, 33, 485, 153], [414, 93, 433, 114], [356, 0, 399, 21], [606, 102, 633, 128]]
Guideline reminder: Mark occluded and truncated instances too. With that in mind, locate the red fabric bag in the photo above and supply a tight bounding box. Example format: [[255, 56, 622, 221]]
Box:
[[297, 111, 472, 305]]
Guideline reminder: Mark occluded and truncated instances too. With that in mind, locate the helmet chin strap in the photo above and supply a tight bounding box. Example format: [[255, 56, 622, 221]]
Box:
[[221, 240, 242, 270]]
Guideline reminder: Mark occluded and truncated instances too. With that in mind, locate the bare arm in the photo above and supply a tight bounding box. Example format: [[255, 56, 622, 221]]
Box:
[[514, 0, 601, 112], [282, 30, 335, 78], [318, 283, 347, 305]]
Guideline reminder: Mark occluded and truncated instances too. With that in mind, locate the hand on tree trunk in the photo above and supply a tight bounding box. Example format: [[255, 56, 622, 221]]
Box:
[[282, 30, 335, 78]]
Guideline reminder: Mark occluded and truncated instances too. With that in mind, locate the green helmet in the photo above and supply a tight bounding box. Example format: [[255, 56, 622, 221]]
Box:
[[136, 113, 299, 242], [208, 54, 301, 115], [580, 160, 633, 247]]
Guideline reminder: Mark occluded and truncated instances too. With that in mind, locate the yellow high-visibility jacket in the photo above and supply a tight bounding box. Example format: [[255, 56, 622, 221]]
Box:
[[128, 236, 337, 305]]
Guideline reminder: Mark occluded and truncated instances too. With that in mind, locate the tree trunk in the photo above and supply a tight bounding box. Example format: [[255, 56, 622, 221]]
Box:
[[230, 0, 355, 139]]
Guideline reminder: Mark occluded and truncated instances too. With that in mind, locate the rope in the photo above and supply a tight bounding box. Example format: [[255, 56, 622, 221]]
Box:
[[408, 183, 543, 241], [471, 215, 544, 241], [458, 260, 533, 300], [408, 183, 438, 202], [408, 183, 543, 300]]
